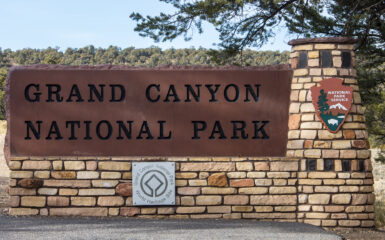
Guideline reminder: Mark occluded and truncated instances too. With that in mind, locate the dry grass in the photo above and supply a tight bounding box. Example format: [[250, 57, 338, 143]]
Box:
[[375, 201, 385, 229]]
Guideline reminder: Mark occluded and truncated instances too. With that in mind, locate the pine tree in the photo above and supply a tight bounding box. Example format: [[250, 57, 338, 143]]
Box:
[[317, 89, 329, 114]]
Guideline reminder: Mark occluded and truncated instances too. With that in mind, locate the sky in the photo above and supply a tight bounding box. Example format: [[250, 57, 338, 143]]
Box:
[[0, 0, 291, 51]]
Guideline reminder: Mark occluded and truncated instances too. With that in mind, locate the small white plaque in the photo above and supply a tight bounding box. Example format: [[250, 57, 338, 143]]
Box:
[[132, 162, 175, 206]]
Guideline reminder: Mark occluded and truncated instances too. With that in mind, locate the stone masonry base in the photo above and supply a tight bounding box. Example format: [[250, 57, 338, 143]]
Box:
[[8, 157, 375, 228]]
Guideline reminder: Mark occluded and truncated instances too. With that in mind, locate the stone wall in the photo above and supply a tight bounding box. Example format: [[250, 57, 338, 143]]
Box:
[[6, 37, 375, 228], [287, 37, 375, 227]]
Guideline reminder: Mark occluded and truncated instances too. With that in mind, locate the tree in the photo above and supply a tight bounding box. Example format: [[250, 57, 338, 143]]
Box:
[[317, 89, 329, 114], [130, 0, 385, 161]]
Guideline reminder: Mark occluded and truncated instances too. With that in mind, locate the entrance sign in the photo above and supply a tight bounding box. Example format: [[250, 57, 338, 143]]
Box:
[[311, 78, 353, 133], [7, 66, 291, 156], [132, 162, 175, 206]]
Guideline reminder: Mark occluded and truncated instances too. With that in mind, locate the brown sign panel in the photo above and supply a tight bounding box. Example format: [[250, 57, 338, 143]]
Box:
[[7, 65, 291, 157]]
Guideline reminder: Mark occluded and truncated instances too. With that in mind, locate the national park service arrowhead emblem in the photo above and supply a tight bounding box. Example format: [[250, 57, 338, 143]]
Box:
[[311, 78, 353, 133]]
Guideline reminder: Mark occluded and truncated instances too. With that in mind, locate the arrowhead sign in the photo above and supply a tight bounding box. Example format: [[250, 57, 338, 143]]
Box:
[[310, 78, 353, 133]]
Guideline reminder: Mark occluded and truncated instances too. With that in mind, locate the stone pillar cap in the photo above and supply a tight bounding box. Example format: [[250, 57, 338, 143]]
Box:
[[288, 37, 358, 46]]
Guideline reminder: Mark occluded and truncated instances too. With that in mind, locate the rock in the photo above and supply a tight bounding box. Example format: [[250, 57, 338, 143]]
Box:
[[120, 207, 140, 217], [18, 178, 43, 188], [116, 182, 132, 196], [208, 172, 228, 187]]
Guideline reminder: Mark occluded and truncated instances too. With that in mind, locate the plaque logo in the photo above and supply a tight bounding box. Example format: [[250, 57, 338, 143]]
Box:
[[133, 162, 175, 206], [311, 78, 353, 133]]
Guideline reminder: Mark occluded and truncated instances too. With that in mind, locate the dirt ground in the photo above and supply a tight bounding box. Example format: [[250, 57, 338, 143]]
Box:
[[330, 228, 385, 240]]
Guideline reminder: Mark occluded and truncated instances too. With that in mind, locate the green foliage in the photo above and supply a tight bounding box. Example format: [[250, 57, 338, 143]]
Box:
[[0, 46, 289, 120], [317, 89, 329, 114], [0, 68, 7, 120]]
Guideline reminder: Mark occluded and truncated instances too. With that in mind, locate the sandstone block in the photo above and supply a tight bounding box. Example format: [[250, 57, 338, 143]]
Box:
[[224, 195, 249, 205], [77, 171, 99, 179], [298, 179, 322, 185], [9, 161, 21, 170], [196, 196, 222, 205], [101, 172, 121, 179], [201, 187, 236, 195], [207, 206, 231, 214], [253, 162, 269, 171], [189, 180, 207, 186], [44, 180, 91, 188], [338, 220, 360, 227], [346, 206, 365, 213], [47, 196, 69, 206], [21, 196, 46, 207], [181, 163, 235, 171], [340, 150, 357, 158], [269, 187, 296, 194], [239, 187, 268, 195], [332, 140, 352, 149], [99, 162, 131, 171], [267, 172, 290, 179], [51, 171, 76, 179], [176, 207, 206, 214], [181, 196, 195, 206], [310, 68, 322, 76], [293, 69, 308, 76], [38, 188, 58, 195], [232, 206, 253, 212], [227, 172, 246, 178], [300, 103, 315, 113], [22, 161, 51, 170], [308, 59, 319, 67], [236, 162, 253, 171], [175, 172, 197, 179], [306, 213, 329, 219], [9, 187, 36, 196], [322, 150, 339, 158], [289, 102, 300, 113], [339, 186, 359, 192], [308, 172, 336, 179], [318, 130, 342, 139], [250, 195, 296, 205], [207, 172, 228, 187], [11, 171, 33, 179], [92, 180, 119, 188], [86, 161, 97, 170], [270, 162, 298, 171], [352, 194, 367, 205], [52, 161, 62, 170], [158, 207, 175, 214], [120, 207, 140, 217], [178, 187, 200, 195], [323, 179, 345, 185], [315, 44, 335, 49], [116, 182, 132, 196], [288, 114, 301, 130], [9, 208, 39, 216], [308, 51, 319, 58], [18, 178, 44, 188], [230, 179, 254, 187], [325, 206, 345, 212], [64, 161, 85, 170], [78, 188, 115, 196], [313, 141, 331, 148], [308, 194, 330, 204], [315, 186, 338, 193], [98, 196, 124, 206], [71, 197, 96, 206], [332, 194, 351, 204], [323, 68, 337, 76], [304, 149, 321, 158], [51, 208, 107, 217]]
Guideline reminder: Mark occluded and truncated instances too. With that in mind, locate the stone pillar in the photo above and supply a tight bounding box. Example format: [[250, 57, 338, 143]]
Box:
[[287, 37, 375, 228]]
